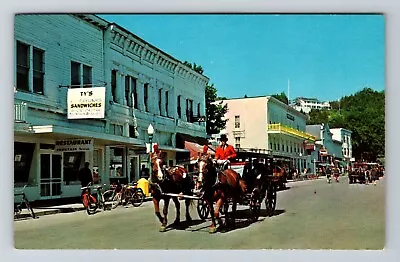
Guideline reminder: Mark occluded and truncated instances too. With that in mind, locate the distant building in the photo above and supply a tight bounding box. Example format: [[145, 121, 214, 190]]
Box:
[[306, 124, 348, 172], [215, 96, 316, 172], [292, 97, 331, 114], [330, 128, 353, 164]]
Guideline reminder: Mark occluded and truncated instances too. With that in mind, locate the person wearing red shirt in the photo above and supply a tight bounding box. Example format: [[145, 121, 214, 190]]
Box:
[[214, 134, 236, 169]]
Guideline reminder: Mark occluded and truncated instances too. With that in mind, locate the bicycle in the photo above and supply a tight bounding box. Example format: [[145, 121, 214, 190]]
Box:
[[123, 182, 145, 207], [81, 182, 100, 215], [103, 181, 124, 209], [14, 185, 37, 219]]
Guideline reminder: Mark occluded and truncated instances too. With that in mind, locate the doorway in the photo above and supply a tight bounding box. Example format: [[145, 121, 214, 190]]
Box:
[[129, 156, 139, 183], [40, 153, 62, 198]]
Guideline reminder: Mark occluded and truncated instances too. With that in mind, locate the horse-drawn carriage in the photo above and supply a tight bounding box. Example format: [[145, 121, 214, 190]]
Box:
[[147, 146, 286, 233]]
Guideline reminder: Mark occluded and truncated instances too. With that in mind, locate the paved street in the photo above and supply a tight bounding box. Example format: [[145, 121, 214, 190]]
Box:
[[14, 177, 385, 250]]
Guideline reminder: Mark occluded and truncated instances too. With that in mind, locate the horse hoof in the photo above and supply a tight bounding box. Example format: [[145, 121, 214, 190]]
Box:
[[159, 226, 166, 232], [209, 227, 217, 234]]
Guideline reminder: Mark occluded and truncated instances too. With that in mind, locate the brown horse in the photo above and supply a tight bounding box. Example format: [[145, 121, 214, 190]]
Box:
[[197, 152, 247, 233], [149, 151, 194, 232]]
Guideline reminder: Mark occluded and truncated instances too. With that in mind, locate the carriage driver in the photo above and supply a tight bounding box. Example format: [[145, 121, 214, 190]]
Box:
[[214, 134, 237, 170], [194, 134, 237, 194]]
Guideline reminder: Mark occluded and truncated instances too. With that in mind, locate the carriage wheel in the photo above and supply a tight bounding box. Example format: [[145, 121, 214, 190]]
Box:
[[265, 184, 277, 216], [249, 192, 261, 222], [197, 198, 210, 220]]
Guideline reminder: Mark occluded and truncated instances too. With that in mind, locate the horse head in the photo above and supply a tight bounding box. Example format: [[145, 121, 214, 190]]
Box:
[[150, 151, 165, 181]]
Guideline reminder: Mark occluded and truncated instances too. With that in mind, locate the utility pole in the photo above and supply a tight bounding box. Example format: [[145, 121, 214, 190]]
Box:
[[288, 79, 290, 104]]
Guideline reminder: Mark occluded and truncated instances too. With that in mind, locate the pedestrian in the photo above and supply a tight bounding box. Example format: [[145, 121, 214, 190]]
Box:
[[78, 162, 93, 198]]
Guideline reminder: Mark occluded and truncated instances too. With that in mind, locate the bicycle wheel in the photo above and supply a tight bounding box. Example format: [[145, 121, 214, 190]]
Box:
[[111, 193, 122, 209], [24, 199, 37, 219], [131, 191, 145, 207], [86, 194, 98, 215]]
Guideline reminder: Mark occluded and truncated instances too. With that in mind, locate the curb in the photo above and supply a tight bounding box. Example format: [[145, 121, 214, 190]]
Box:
[[14, 196, 153, 220]]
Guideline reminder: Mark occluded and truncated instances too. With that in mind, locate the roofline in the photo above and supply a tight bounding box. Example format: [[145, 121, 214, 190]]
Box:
[[74, 14, 209, 83]]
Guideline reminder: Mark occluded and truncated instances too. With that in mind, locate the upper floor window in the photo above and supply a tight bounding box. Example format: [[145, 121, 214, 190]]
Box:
[[144, 83, 149, 112], [186, 99, 193, 122], [71, 61, 92, 88], [165, 91, 169, 117], [16, 41, 44, 94], [197, 103, 201, 117], [33, 48, 44, 94], [158, 89, 162, 115], [234, 115, 240, 128], [177, 95, 182, 118], [111, 70, 117, 103], [125, 75, 137, 107], [133, 78, 138, 109]]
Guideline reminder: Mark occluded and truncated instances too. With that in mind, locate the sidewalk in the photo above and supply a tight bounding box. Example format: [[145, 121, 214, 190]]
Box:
[[14, 196, 153, 220]]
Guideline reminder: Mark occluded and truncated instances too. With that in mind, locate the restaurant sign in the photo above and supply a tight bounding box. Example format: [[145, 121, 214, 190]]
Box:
[[55, 139, 94, 152], [67, 87, 105, 119]]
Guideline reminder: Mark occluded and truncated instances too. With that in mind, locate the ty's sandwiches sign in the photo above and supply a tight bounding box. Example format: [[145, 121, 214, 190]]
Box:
[[67, 87, 105, 119]]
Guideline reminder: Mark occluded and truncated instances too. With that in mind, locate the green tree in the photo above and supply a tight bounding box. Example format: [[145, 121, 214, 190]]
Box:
[[183, 61, 227, 135], [206, 84, 228, 135], [272, 92, 289, 105], [307, 87, 385, 161]]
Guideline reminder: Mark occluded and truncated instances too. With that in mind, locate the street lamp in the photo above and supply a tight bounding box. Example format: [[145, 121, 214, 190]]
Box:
[[147, 124, 154, 181]]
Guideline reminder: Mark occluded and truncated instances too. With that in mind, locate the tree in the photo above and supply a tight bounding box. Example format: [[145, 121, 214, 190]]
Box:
[[206, 84, 228, 135], [183, 61, 227, 135], [272, 92, 289, 105], [307, 87, 385, 161]]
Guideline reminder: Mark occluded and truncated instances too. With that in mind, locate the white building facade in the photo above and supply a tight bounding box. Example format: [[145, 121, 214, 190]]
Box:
[[14, 14, 208, 201], [330, 128, 353, 164], [292, 97, 331, 114], [217, 96, 316, 172]]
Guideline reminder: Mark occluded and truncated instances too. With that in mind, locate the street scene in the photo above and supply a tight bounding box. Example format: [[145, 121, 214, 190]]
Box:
[[15, 177, 385, 249], [13, 13, 385, 251]]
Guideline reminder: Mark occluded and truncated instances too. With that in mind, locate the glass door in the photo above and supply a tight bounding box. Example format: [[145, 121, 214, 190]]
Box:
[[40, 153, 62, 198]]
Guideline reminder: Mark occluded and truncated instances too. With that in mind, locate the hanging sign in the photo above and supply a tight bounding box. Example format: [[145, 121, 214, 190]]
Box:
[[55, 139, 94, 152], [67, 87, 105, 119]]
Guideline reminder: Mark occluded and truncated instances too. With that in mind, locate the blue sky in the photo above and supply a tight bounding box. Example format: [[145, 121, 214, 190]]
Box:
[[99, 14, 384, 102]]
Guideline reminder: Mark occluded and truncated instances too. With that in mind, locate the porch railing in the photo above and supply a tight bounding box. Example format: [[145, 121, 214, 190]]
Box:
[[14, 102, 27, 123], [268, 123, 316, 141]]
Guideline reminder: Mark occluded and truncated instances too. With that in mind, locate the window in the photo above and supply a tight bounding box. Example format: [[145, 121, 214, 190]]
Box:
[[71, 62, 80, 87], [14, 142, 35, 185], [110, 147, 125, 178], [165, 91, 169, 117], [32, 48, 44, 94], [129, 125, 137, 138], [125, 76, 132, 107], [177, 95, 181, 118], [234, 115, 240, 128], [111, 70, 117, 102], [144, 83, 149, 112], [16, 41, 45, 94], [133, 78, 138, 109], [71, 62, 92, 88], [235, 137, 240, 149], [158, 89, 162, 115], [82, 65, 92, 87], [186, 99, 193, 122], [109, 123, 124, 136], [197, 103, 201, 117]]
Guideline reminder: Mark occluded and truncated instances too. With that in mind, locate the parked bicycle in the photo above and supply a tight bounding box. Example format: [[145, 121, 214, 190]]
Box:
[[14, 185, 37, 219], [123, 182, 145, 207], [81, 182, 97, 215]]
